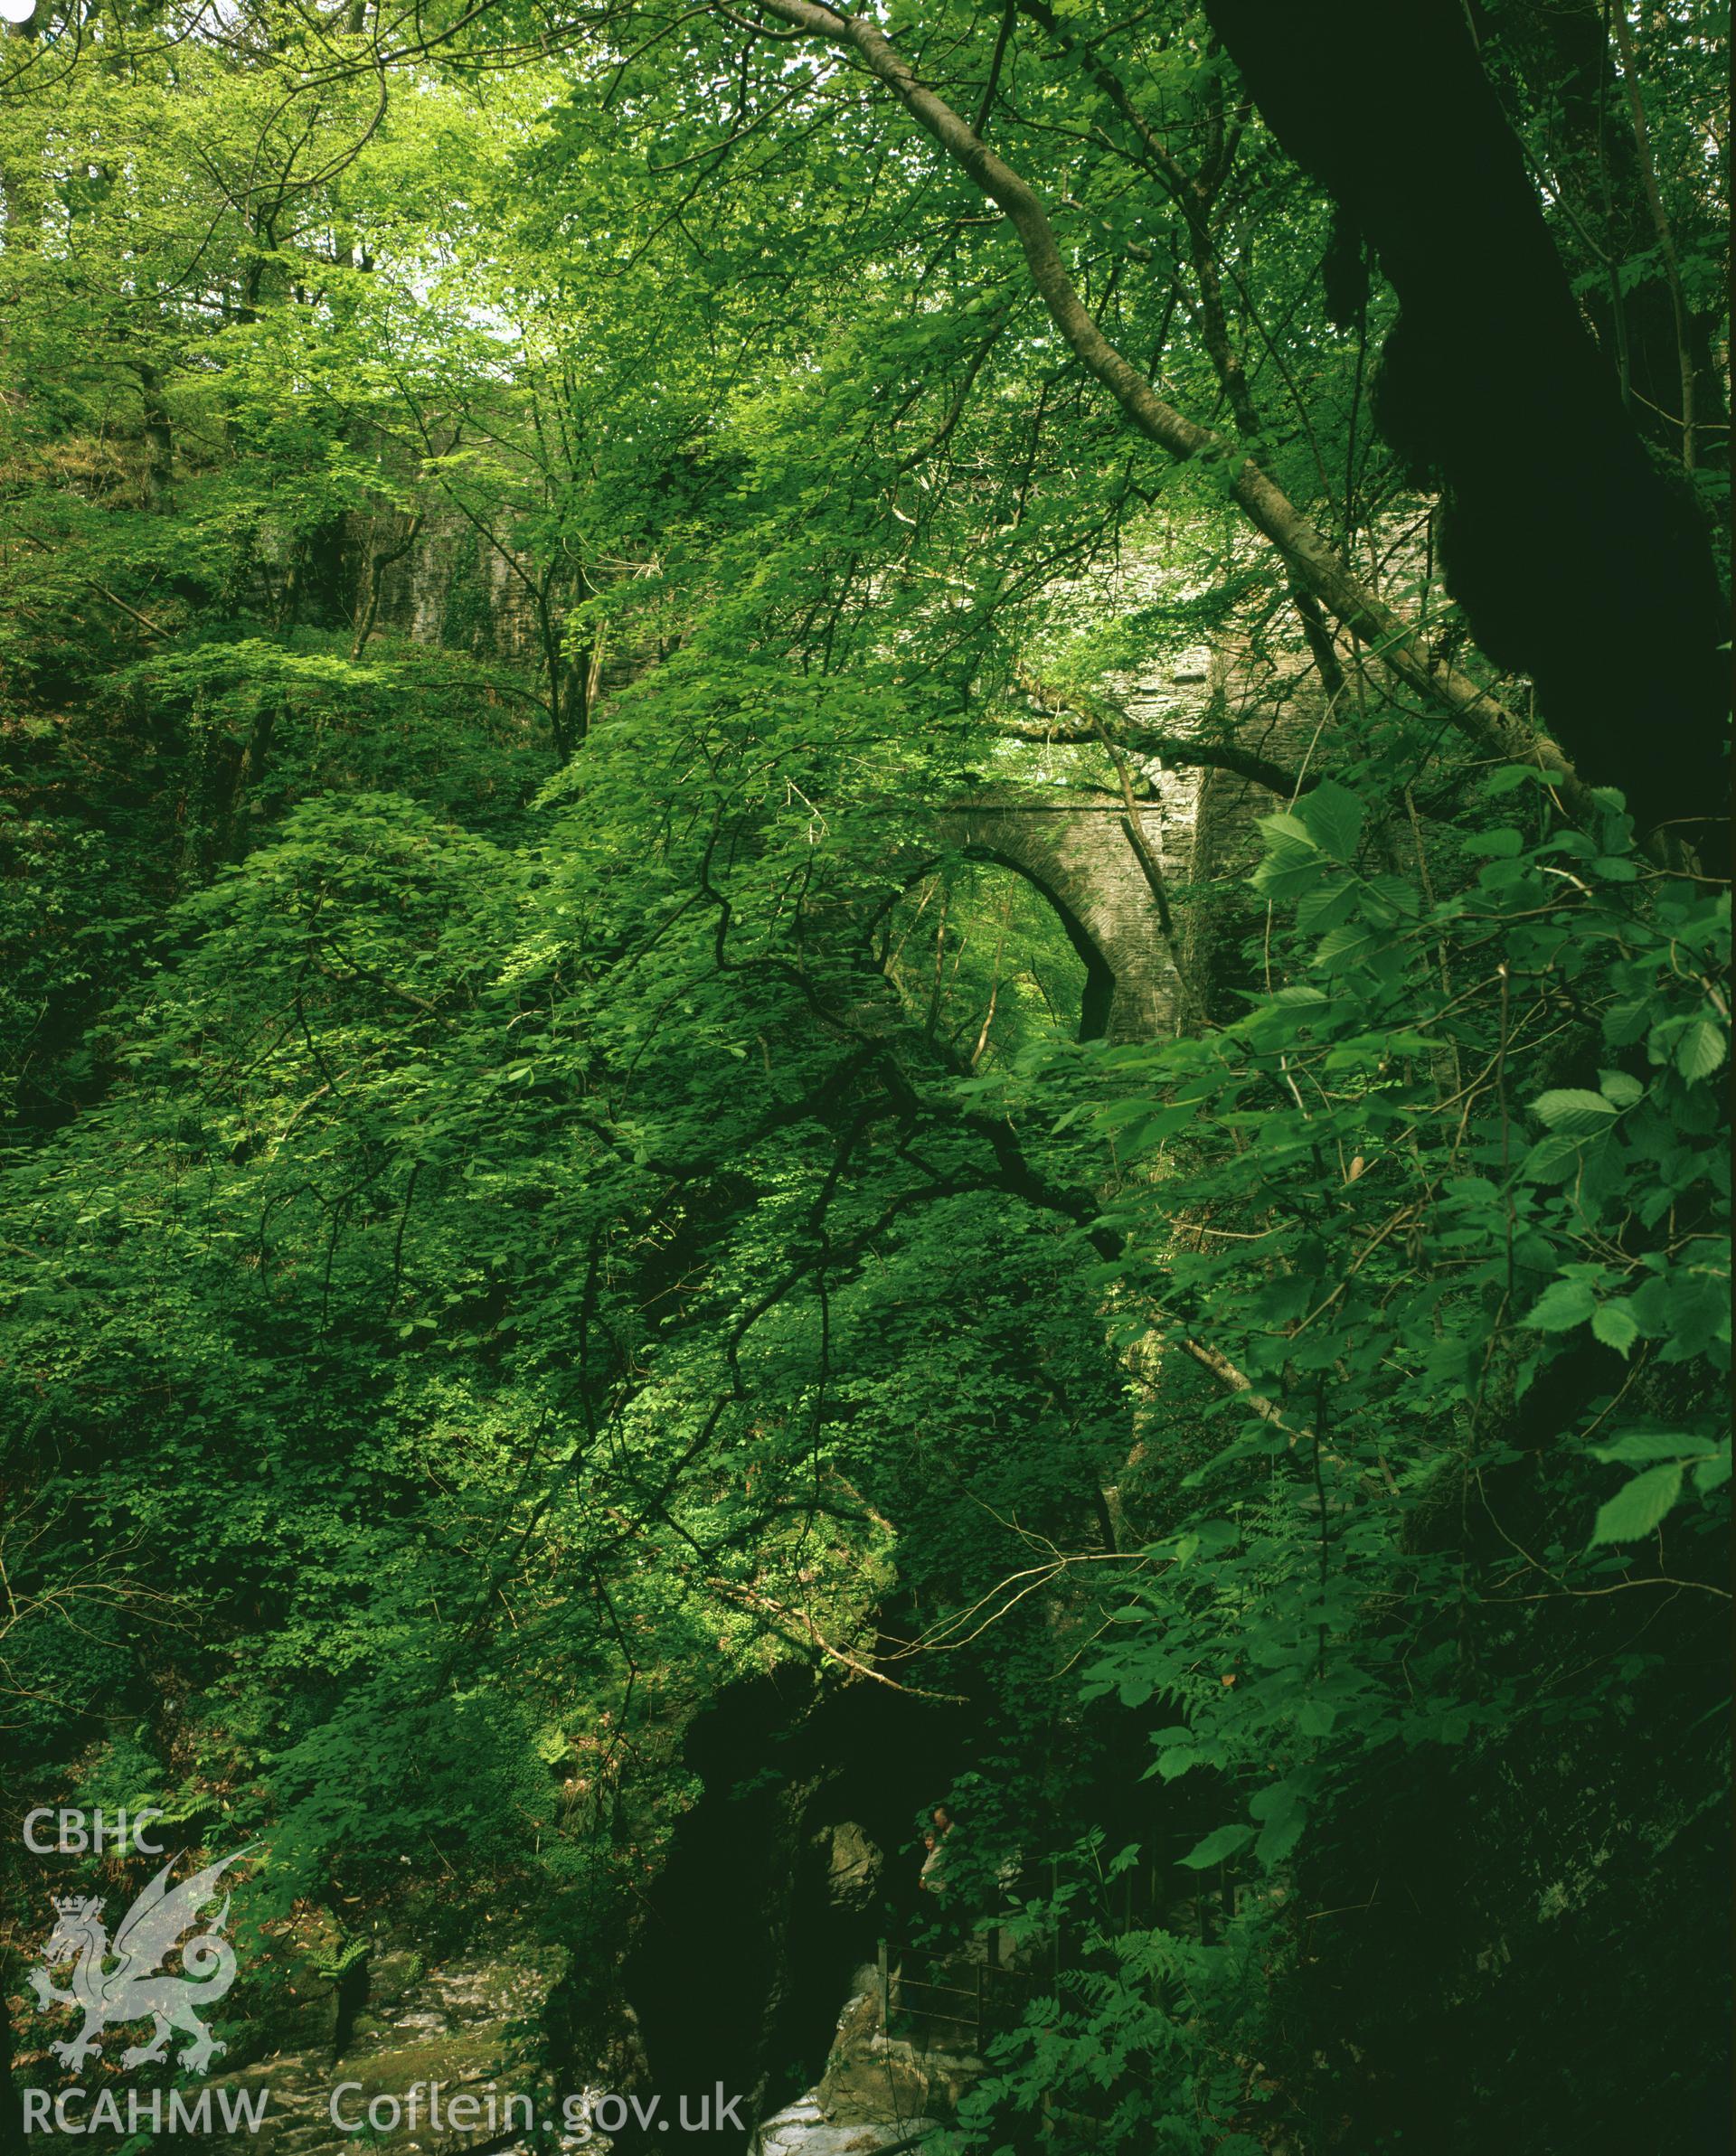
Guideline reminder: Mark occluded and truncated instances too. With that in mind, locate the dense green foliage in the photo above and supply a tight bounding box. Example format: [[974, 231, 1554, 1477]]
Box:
[[2, 4, 1727, 2151]]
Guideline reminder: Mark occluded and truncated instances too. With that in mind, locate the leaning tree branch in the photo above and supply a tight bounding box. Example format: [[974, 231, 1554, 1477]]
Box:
[[1003, 669, 1307, 796], [733, 0, 1597, 824]]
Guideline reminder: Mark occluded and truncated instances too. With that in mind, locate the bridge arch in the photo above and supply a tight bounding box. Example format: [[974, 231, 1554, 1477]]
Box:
[[932, 796, 1191, 1043]]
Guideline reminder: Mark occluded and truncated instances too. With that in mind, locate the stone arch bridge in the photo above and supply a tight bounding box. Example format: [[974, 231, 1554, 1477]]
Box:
[[355, 513, 1318, 1045], [932, 794, 1194, 1043], [923, 647, 1316, 1042]]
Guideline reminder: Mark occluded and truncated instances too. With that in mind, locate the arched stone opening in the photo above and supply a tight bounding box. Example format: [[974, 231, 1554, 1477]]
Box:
[[875, 852, 1098, 1059], [948, 843, 1116, 1042], [933, 797, 1190, 1043]]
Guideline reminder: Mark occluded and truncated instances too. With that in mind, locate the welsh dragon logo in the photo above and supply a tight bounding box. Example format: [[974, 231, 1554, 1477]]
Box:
[[27, 1846, 253, 2076]]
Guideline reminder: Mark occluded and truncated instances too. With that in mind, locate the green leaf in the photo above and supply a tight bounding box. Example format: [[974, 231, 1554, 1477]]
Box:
[[1603, 997, 1652, 1047], [1294, 779, 1363, 861], [1177, 1822, 1257, 1869], [1257, 811, 1315, 848], [1524, 1279, 1597, 1332], [1248, 1780, 1306, 1866], [1255, 1807, 1306, 1868], [1295, 880, 1360, 934], [1313, 921, 1388, 970], [1675, 1017, 1727, 1084], [1598, 1069, 1644, 1106], [1250, 835, 1325, 903], [1590, 1303, 1639, 1356], [1484, 763, 1550, 795], [1522, 1131, 1590, 1184], [1589, 1464, 1684, 1545], [1590, 1433, 1708, 1464], [1248, 1780, 1297, 1821], [1532, 1088, 1618, 1134]]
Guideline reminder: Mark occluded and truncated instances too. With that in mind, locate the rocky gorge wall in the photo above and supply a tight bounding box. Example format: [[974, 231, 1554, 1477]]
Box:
[[165, 1663, 982, 2156]]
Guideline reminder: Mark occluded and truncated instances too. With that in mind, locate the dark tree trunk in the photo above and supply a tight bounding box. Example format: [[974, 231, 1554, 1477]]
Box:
[[1203, 0, 1727, 849]]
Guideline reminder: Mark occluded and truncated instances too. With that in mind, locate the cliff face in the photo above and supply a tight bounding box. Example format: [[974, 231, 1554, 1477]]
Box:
[[354, 513, 546, 668]]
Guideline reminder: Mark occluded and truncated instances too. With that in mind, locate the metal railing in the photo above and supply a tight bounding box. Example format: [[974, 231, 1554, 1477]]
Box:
[[875, 1936, 1047, 2054]]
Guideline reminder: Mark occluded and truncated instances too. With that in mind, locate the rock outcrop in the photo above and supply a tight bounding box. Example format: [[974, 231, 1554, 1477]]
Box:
[[750, 1957, 989, 2156]]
